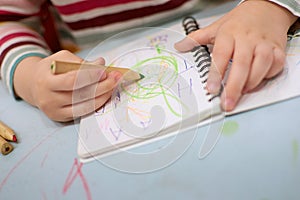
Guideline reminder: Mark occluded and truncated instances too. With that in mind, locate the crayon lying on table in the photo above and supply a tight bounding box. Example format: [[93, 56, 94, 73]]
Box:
[[51, 60, 144, 81], [0, 121, 17, 142], [0, 136, 14, 155]]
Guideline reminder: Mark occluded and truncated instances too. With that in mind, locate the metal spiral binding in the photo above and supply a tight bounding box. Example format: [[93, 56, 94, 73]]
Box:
[[183, 16, 221, 102], [182, 16, 199, 35]]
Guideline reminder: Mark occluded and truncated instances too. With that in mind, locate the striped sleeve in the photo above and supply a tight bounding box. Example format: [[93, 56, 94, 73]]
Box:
[[266, 0, 300, 35], [239, 0, 300, 35], [0, 1, 51, 96], [51, 0, 201, 47], [0, 23, 51, 97], [267, 0, 300, 16], [239, 0, 300, 16]]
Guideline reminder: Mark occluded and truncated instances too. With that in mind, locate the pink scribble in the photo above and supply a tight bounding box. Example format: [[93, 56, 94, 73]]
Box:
[[62, 158, 92, 200], [40, 153, 48, 168], [98, 118, 110, 130], [0, 128, 61, 191]]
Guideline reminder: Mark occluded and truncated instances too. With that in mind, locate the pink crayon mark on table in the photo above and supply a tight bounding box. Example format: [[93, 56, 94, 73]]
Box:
[[62, 158, 92, 200], [0, 128, 62, 191], [42, 190, 48, 200], [40, 152, 49, 168]]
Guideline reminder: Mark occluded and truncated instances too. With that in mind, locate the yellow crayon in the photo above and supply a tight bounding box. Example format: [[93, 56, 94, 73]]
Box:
[[0, 136, 14, 155], [0, 121, 17, 142], [51, 60, 144, 81]]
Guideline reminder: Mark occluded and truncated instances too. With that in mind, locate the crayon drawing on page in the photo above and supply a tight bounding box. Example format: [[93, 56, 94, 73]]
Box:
[[94, 34, 200, 142]]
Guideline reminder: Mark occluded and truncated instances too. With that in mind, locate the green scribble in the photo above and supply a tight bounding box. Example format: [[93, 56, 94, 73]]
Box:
[[159, 84, 185, 117], [121, 54, 188, 117], [155, 45, 162, 54], [221, 120, 239, 136]]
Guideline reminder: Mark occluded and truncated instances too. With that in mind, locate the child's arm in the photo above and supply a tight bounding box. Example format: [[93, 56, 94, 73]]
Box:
[[175, 0, 299, 111], [0, 2, 121, 122]]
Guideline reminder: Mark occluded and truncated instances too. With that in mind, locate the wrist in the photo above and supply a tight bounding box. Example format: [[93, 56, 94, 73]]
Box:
[[241, 0, 298, 27], [13, 56, 43, 106]]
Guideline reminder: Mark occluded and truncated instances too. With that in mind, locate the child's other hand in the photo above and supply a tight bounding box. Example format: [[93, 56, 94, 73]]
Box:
[[175, 0, 297, 111], [14, 50, 122, 122]]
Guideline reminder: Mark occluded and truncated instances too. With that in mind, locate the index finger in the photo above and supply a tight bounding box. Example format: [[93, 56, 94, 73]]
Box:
[[221, 38, 254, 111], [50, 68, 107, 91]]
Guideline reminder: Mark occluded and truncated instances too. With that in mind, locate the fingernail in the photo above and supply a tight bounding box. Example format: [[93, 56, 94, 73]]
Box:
[[97, 70, 107, 80], [174, 37, 186, 45], [222, 97, 235, 111], [87, 57, 106, 65], [207, 81, 220, 94], [97, 57, 106, 65], [109, 71, 122, 81], [114, 74, 122, 81], [174, 37, 197, 52]]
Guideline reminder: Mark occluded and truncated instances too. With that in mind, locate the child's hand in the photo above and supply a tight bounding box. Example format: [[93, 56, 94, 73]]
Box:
[[14, 50, 122, 122], [175, 0, 297, 111]]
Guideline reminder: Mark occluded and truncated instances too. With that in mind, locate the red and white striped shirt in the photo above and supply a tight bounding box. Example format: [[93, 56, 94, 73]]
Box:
[[0, 0, 200, 95]]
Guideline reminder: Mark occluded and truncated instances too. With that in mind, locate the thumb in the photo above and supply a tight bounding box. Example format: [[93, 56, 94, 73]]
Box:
[[174, 27, 215, 52], [85, 57, 106, 65], [82, 57, 107, 80]]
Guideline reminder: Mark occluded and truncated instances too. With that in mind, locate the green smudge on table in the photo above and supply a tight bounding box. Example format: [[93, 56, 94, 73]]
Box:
[[221, 120, 239, 136]]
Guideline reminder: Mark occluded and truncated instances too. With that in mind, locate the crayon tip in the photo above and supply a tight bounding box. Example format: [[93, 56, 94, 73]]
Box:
[[12, 135, 17, 142], [139, 73, 145, 80]]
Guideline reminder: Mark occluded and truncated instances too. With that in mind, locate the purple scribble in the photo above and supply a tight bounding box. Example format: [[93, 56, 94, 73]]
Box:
[[190, 78, 192, 95], [179, 60, 194, 75], [177, 78, 193, 97], [140, 119, 152, 130], [113, 89, 121, 108], [109, 128, 123, 141], [95, 104, 105, 115]]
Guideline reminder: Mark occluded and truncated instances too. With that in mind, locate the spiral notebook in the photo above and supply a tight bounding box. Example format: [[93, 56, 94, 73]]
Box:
[[78, 14, 300, 161]]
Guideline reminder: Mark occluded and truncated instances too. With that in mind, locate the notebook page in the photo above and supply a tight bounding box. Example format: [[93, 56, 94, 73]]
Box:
[[78, 26, 220, 159]]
